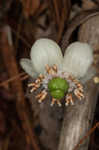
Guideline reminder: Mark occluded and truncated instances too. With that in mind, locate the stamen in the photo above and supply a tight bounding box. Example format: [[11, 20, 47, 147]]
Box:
[[39, 74, 44, 79], [30, 87, 37, 92], [36, 90, 47, 103], [56, 100, 62, 107], [50, 98, 56, 106], [45, 64, 57, 75], [35, 78, 41, 83], [74, 89, 84, 100], [65, 93, 74, 106], [35, 74, 44, 83], [29, 83, 41, 92], [67, 75, 74, 81], [45, 64, 51, 74], [28, 74, 45, 93], [52, 64, 57, 73], [66, 75, 84, 96], [76, 83, 83, 89], [28, 83, 36, 87], [28, 64, 85, 107], [73, 80, 84, 92]]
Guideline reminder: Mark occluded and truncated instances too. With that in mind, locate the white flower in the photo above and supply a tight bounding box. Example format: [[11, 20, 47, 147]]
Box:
[[20, 38, 93, 79], [20, 38, 93, 106]]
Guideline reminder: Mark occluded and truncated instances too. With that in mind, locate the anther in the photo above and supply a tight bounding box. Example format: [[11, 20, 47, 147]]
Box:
[[65, 93, 74, 106], [74, 89, 84, 100], [57, 100, 62, 107], [50, 98, 56, 106], [52, 64, 57, 72], [36, 90, 47, 103]]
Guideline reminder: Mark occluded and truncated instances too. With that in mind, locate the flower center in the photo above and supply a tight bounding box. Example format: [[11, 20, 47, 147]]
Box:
[[28, 64, 84, 106], [48, 77, 69, 99]]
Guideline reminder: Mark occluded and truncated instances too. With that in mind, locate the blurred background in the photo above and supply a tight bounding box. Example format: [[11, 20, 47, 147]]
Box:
[[0, 0, 99, 150]]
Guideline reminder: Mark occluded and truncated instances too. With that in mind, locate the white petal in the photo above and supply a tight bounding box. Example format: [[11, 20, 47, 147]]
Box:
[[20, 58, 37, 77], [62, 42, 93, 78], [30, 38, 63, 74]]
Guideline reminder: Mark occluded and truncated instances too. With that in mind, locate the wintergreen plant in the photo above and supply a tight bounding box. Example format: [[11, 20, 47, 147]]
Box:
[[20, 38, 94, 106]]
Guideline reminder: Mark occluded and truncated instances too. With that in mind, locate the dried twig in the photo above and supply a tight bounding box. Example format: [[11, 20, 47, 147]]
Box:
[[0, 72, 28, 87], [73, 122, 99, 150]]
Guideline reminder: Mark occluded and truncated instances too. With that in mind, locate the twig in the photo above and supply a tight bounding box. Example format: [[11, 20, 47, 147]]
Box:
[[73, 122, 99, 150], [0, 72, 28, 87]]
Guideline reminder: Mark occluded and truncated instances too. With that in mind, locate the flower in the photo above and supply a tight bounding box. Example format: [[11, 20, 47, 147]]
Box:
[[20, 38, 93, 106]]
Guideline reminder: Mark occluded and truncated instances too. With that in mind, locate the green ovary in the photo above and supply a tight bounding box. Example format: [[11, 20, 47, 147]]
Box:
[[48, 77, 69, 99], [50, 90, 64, 99]]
